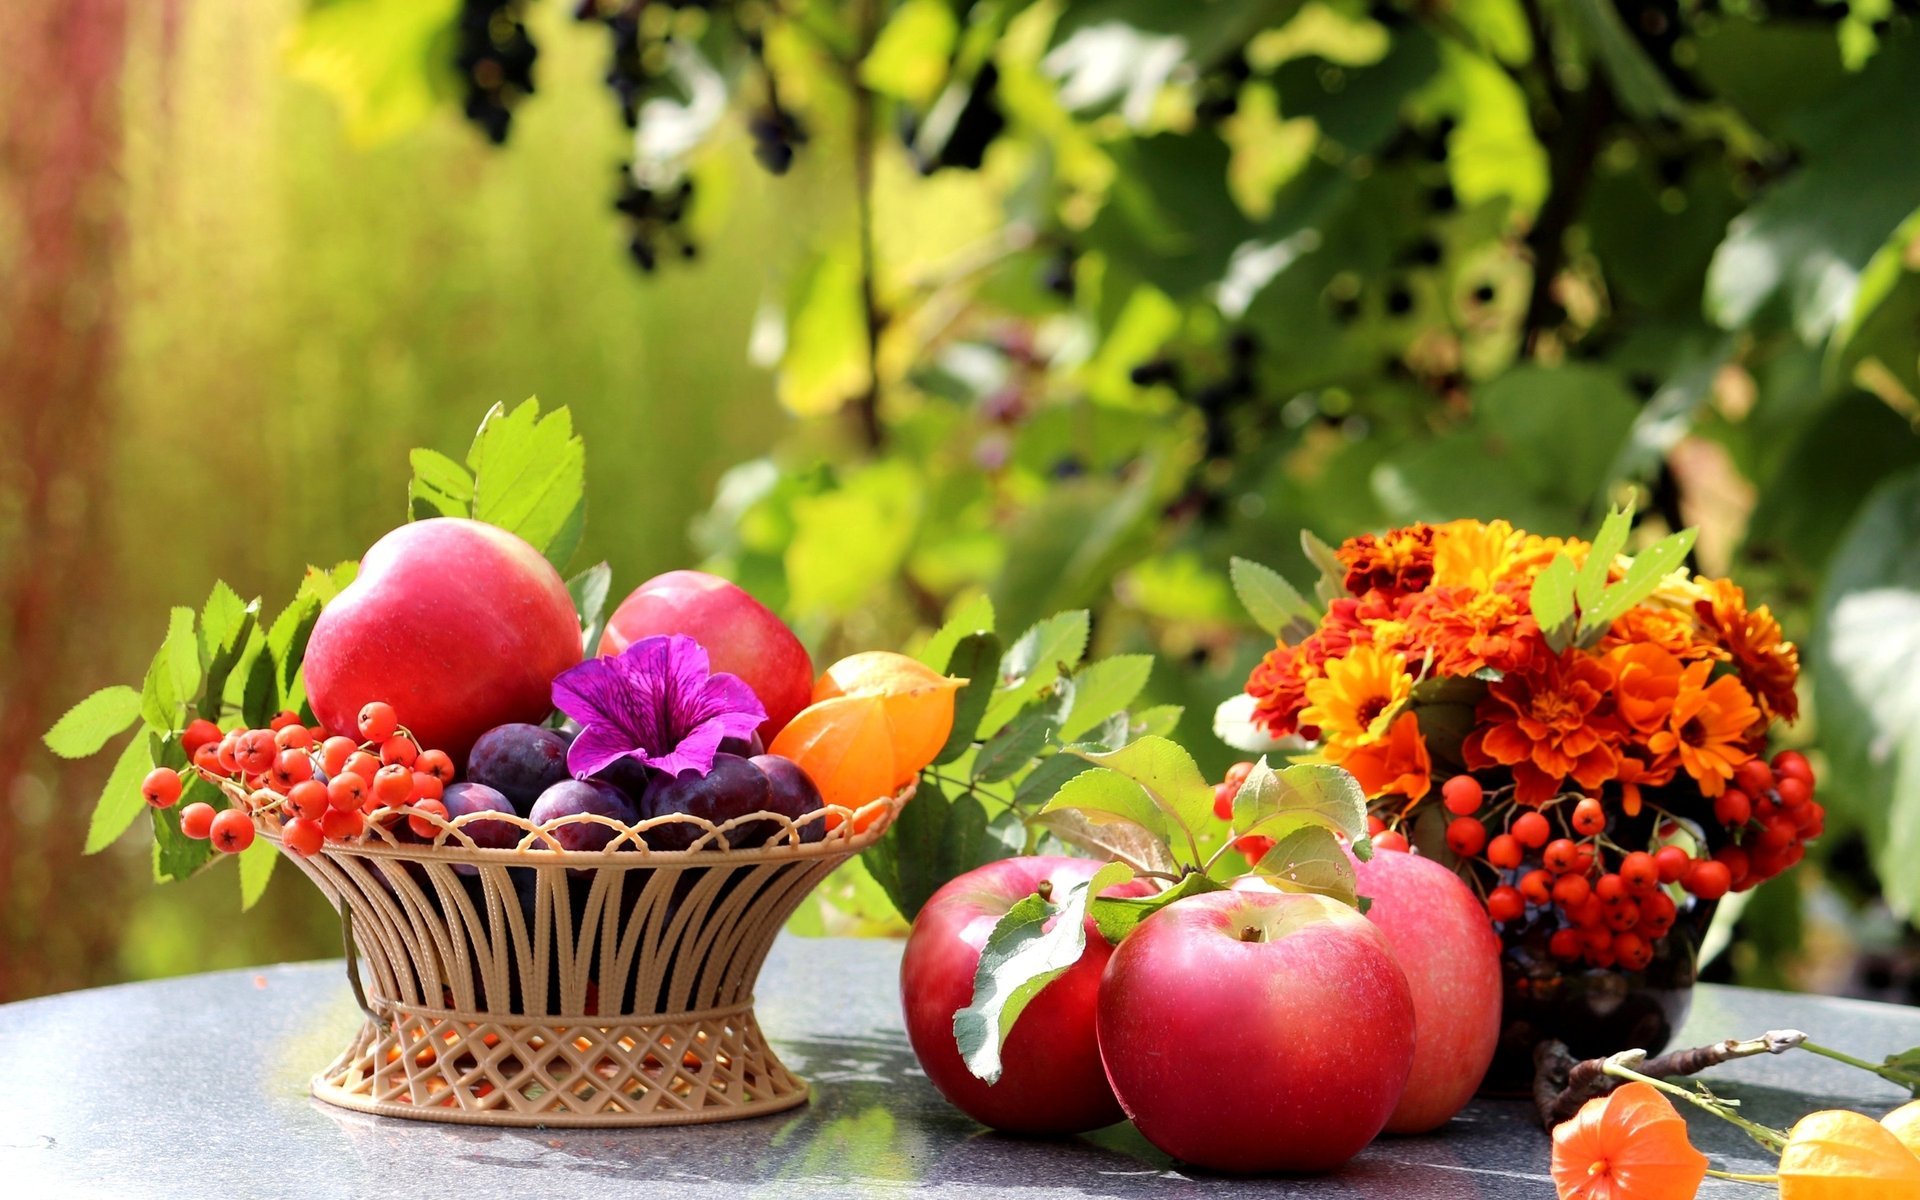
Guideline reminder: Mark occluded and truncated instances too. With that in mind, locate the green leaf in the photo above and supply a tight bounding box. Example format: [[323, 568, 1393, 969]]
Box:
[[1058, 655, 1154, 743], [567, 561, 614, 655], [934, 632, 1002, 764], [268, 562, 358, 709], [1811, 465, 1920, 921], [954, 860, 1135, 1084], [44, 686, 143, 759], [1530, 553, 1578, 652], [1228, 557, 1318, 642], [240, 643, 278, 730], [973, 703, 1057, 784], [981, 610, 1090, 731], [1088, 872, 1225, 945], [238, 835, 278, 910], [778, 248, 873, 417], [1065, 736, 1214, 858], [408, 446, 475, 522], [140, 608, 201, 732], [1041, 766, 1172, 841], [283, 0, 461, 144], [84, 735, 153, 854], [1232, 759, 1370, 845], [200, 586, 260, 724], [1300, 530, 1346, 606], [1253, 824, 1362, 908], [152, 773, 221, 884], [1129, 704, 1185, 739], [1028, 806, 1180, 876], [786, 461, 924, 619], [1577, 529, 1699, 644], [864, 782, 1025, 923], [1011, 752, 1093, 810], [859, 0, 958, 106], [1575, 505, 1632, 620], [466, 399, 588, 571], [917, 594, 995, 673], [1557, 0, 1684, 119]]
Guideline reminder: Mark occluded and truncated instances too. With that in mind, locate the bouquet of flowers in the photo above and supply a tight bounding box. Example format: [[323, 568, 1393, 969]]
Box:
[[1222, 508, 1821, 974]]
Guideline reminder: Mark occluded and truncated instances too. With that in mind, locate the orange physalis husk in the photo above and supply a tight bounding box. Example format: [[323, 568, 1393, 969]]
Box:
[[767, 694, 897, 833], [1550, 1081, 1709, 1200], [1778, 1108, 1920, 1199], [1883, 1100, 1920, 1160], [811, 651, 962, 783]]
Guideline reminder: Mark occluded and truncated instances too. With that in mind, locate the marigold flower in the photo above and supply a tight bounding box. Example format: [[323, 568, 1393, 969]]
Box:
[[1337, 524, 1436, 597], [1604, 603, 1716, 663], [1299, 644, 1414, 761], [1550, 1081, 1709, 1200], [1647, 661, 1762, 798], [1246, 641, 1314, 739], [1431, 518, 1563, 589], [1406, 582, 1545, 677], [1611, 744, 1679, 818], [1606, 643, 1683, 735], [1777, 1108, 1920, 1198], [1464, 652, 1619, 806], [1695, 577, 1800, 722], [1342, 710, 1431, 801]]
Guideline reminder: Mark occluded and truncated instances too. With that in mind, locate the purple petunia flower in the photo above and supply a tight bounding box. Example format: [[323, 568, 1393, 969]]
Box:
[[551, 634, 767, 781]]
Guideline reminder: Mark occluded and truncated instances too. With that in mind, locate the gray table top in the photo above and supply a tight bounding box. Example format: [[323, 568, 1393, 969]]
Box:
[[2, 936, 1916, 1198]]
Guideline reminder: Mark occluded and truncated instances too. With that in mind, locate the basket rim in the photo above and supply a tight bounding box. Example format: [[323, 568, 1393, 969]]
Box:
[[260, 783, 910, 868]]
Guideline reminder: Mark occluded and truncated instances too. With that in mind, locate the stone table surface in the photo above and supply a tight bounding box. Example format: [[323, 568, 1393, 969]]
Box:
[[3, 937, 1917, 1199]]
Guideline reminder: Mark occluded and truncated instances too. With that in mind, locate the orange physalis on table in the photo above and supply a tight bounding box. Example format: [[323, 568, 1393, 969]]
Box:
[[1777, 1108, 1920, 1199], [1550, 1081, 1709, 1200]]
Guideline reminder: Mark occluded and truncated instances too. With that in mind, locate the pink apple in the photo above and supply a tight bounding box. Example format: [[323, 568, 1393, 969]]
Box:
[[304, 518, 582, 763], [1352, 848, 1502, 1133], [599, 570, 812, 741], [1097, 889, 1414, 1173], [901, 856, 1131, 1135]]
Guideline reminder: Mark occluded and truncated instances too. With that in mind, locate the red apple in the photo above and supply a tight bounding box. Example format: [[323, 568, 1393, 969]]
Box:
[[1353, 848, 1502, 1133], [901, 856, 1130, 1135], [304, 518, 581, 762], [599, 570, 812, 740], [1097, 889, 1414, 1173]]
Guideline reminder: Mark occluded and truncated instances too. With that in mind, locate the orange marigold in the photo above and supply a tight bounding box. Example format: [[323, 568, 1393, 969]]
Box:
[[1606, 643, 1683, 735], [1550, 1081, 1709, 1200], [1337, 524, 1436, 597], [1246, 641, 1313, 739], [1603, 603, 1718, 663], [1343, 710, 1431, 801], [1465, 652, 1620, 806], [1648, 660, 1762, 798], [1695, 577, 1800, 722], [1406, 581, 1546, 677]]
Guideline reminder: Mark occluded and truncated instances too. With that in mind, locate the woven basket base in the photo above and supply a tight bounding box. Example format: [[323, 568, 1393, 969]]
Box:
[[311, 1000, 809, 1127]]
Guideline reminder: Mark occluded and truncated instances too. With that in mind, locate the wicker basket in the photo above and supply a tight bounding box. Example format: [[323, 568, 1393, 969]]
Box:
[[267, 789, 908, 1127]]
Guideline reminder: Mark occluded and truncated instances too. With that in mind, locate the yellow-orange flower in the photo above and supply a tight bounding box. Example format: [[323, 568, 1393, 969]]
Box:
[[1695, 577, 1800, 722], [1299, 644, 1413, 761], [1337, 524, 1436, 597], [1604, 603, 1716, 663], [1342, 710, 1431, 801], [1606, 643, 1683, 735], [1550, 1082, 1709, 1200], [1246, 640, 1314, 739], [1406, 582, 1545, 677], [1464, 652, 1619, 806], [1431, 519, 1525, 590], [1648, 660, 1762, 797]]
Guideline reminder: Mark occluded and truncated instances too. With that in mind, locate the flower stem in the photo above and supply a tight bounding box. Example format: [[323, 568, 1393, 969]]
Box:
[[1603, 1053, 1790, 1153], [1705, 1169, 1780, 1185], [1798, 1039, 1917, 1089]]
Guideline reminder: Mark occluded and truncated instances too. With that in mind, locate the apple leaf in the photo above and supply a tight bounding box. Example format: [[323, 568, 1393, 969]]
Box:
[[1041, 764, 1173, 843], [464, 398, 588, 571], [1011, 751, 1092, 808], [1229, 556, 1318, 642], [954, 860, 1134, 1084], [934, 632, 1002, 764], [567, 561, 613, 654], [1130, 704, 1184, 739], [1057, 654, 1154, 743], [1065, 736, 1215, 860], [43, 686, 143, 760], [1028, 806, 1179, 877], [84, 734, 154, 855], [1231, 759, 1371, 848], [1253, 824, 1363, 909], [1087, 872, 1223, 944], [917, 593, 995, 673], [139, 608, 201, 733], [981, 610, 1090, 732]]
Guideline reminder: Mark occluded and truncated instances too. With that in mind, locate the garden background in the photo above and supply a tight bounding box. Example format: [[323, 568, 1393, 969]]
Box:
[[4, 0, 1919, 1006]]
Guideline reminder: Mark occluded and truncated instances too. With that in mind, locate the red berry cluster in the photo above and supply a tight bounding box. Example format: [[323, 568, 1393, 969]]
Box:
[[148, 701, 456, 859], [1210, 749, 1823, 973]]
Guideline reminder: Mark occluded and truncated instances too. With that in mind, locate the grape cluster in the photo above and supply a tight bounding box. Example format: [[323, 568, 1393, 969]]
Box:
[[456, 0, 539, 145], [901, 65, 1006, 174], [614, 174, 696, 271]]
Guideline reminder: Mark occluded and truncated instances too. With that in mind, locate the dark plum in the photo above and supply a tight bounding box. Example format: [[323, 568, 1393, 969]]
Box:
[[718, 730, 765, 758], [751, 754, 826, 844], [639, 753, 776, 851], [442, 782, 522, 873], [467, 723, 572, 814], [528, 779, 637, 853], [593, 754, 651, 803]]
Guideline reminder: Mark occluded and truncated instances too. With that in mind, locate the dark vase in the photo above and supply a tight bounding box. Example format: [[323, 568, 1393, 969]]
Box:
[[1482, 896, 1717, 1094]]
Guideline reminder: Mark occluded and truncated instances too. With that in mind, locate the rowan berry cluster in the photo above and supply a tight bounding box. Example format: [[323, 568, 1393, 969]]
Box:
[[140, 701, 455, 860]]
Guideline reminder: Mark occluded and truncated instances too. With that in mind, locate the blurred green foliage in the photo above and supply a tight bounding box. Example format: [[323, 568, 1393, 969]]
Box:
[[6, 0, 1920, 999]]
